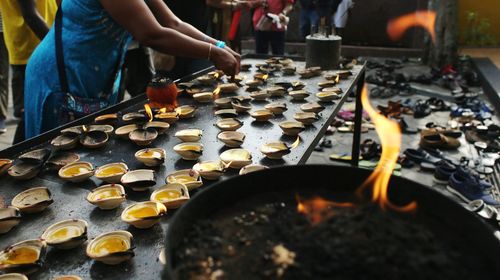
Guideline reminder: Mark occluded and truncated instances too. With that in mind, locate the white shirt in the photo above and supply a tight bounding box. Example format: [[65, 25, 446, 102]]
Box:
[[334, 0, 354, 28]]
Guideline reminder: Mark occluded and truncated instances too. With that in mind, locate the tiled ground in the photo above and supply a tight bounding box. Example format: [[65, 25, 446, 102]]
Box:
[[306, 60, 499, 207]]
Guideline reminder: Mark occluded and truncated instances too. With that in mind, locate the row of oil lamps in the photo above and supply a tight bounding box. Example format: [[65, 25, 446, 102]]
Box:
[[0, 59, 354, 278]]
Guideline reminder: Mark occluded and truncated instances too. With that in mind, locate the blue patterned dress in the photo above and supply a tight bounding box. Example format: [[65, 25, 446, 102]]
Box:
[[25, 0, 132, 138]]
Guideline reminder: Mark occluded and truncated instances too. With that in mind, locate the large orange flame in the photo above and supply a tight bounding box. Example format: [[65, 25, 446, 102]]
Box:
[[297, 196, 354, 226], [144, 104, 154, 122], [358, 85, 417, 212], [387, 10, 436, 43], [297, 85, 416, 225]]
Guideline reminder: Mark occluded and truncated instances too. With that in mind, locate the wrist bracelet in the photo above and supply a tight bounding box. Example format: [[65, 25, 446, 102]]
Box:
[[216, 40, 226, 49], [208, 44, 213, 60]]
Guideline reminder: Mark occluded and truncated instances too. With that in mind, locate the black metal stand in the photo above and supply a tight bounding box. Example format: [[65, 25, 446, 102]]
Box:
[[351, 67, 365, 167]]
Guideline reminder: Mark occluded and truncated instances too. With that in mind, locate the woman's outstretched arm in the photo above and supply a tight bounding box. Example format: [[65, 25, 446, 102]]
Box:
[[100, 0, 239, 75]]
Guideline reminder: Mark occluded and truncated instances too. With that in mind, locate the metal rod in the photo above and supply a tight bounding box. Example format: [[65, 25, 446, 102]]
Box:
[[351, 67, 365, 167]]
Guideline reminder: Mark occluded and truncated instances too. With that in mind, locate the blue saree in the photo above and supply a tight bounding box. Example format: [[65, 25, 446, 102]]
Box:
[[25, 0, 132, 138]]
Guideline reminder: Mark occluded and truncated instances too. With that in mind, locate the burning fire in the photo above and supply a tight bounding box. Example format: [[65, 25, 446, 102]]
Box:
[[358, 85, 417, 212], [387, 10, 436, 42], [144, 104, 154, 122], [290, 137, 301, 149], [297, 85, 417, 224], [335, 75, 340, 84], [297, 196, 354, 225], [262, 74, 269, 81], [159, 107, 167, 114], [213, 86, 221, 99]]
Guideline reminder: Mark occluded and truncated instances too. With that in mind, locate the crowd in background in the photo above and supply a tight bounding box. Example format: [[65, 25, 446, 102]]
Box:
[[0, 0, 353, 145]]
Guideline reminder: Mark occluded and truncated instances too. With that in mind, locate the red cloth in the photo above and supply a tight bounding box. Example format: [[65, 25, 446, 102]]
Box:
[[228, 10, 241, 41], [252, 0, 294, 32]]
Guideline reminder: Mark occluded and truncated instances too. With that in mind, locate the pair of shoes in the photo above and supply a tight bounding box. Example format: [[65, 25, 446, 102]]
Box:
[[0, 118, 6, 134], [447, 167, 499, 206], [433, 161, 456, 184], [419, 131, 461, 150]]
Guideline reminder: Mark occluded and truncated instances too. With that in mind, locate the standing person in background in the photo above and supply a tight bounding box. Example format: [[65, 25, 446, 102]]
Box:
[[333, 0, 353, 37], [0, 11, 8, 134], [252, 0, 294, 55], [298, 0, 318, 39], [206, 0, 254, 53], [0, 0, 57, 143], [162, 0, 212, 79]]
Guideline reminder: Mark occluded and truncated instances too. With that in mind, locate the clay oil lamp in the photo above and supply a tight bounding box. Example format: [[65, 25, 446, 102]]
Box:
[[173, 142, 203, 161], [94, 113, 119, 125], [175, 129, 203, 142], [41, 219, 88, 250], [239, 164, 269, 175], [231, 99, 252, 113], [265, 102, 287, 115], [86, 184, 127, 210], [120, 169, 156, 192], [192, 160, 226, 180], [0, 159, 13, 176], [121, 201, 166, 229], [11, 187, 53, 214], [0, 273, 28, 280], [260, 137, 300, 160], [166, 169, 203, 191], [266, 86, 286, 97], [154, 111, 179, 125], [290, 81, 306, 90], [317, 80, 337, 89], [129, 128, 158, 146], [282, 65, 296, 75], [0, 207, 22, 234], [59, 161, 94, 183], [219, 148, 252, 169], [150, 183, 190, 209], [279, 121, 306, 136], [219, 83, 239, 93], [193, 92, 214, 103], [294, 112, 320, 125], [316, 91, 341, 102], [289, 90, 309, 101], [114, 124, 139, 139], [95, 163, 128, 184], [175, 105, 197, 119], [196, 75, 216, 86], [86, 231, 134, 265], [300, 102, 325, 113], [214, 97, 233, 109], [7, 148, 50, 180], [217, 131, 246, 148], [0, 239, 47, 274], [215, 109, 238, 118], [240, 64, 252, 71], [216, 118, 243, 131], [45, 152, 80, 171], [250, 109, 274, 122], [135, 148, 166, 167], [249, 90, 270, 101]]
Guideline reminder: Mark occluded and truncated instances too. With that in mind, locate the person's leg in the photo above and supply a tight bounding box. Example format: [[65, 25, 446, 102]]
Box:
[[270, 31, 285, 55], [299, 9, 311, 38], [255, 31, 269, 54], [0, 32, 8, 133], [310, 10, 319, 33], [11, 64, 26, 119]]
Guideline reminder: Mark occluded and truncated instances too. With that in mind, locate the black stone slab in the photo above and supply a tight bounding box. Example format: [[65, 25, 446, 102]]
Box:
[[0, 56, 364, 279]]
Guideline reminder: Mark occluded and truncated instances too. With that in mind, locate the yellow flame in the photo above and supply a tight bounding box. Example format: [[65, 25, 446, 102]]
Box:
[[214, 72, 220, 79], [159, 107, 167, 114], [213, 86, 221, 99], [144, 104, 154, 122], [357, 85, 417, 212], [290, 136, 301, 149], [387, 10, 436, 43], [82, 125, 88, 133], [296, 195, 355, 225], [335, 75, 340, 84], [262, 74, 269, 81]]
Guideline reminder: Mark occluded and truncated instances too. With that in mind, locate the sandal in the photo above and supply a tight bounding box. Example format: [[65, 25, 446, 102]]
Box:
[[420, 132, 461, 150], [398, 118, 418, 134], [360, 139, 381, 160], [413, 100, 431, 118]]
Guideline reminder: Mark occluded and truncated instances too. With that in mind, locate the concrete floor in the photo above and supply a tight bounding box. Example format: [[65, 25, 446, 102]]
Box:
[[462, 48, 500, 68]]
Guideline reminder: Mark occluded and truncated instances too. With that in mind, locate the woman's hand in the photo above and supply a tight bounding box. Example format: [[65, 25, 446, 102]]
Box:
[[211, 47, 240, 76]]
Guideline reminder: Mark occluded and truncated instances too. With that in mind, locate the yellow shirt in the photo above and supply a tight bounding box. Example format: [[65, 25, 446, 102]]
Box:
[[0, 0, 57, 65]]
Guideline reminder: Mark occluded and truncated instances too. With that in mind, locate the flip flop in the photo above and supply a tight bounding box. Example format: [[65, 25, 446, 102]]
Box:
[[329, 154, 362, 162]]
